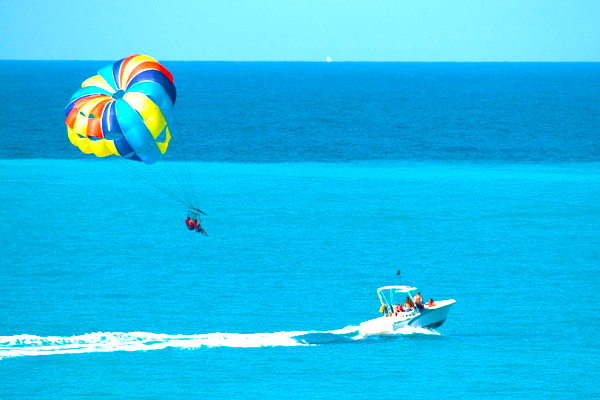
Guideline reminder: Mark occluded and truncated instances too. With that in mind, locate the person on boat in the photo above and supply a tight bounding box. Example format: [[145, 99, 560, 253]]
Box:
[[404, 297, 414, 310], [414, 292, 423, 305], [414, 292, 424, 310], [427, 299, 436, 308], [394, 304, 405, 315], [380, 304, 388, 314]]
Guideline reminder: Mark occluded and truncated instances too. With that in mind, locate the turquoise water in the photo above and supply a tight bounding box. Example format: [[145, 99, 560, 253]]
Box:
[[1, 62, 600, 398], [1, 159, 599, 398]]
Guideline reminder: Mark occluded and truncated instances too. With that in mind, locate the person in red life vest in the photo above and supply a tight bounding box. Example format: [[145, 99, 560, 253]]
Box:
[[185, 214, 194, 230], [394, 303, 405, 316], [427, 299, 436, 308]]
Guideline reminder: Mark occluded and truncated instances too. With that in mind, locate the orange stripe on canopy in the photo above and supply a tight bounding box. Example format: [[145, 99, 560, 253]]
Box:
[[125, 61, 174, 88], [118, 55, 139, 88], [65, 107, 79, 130], [86, 99, 111, 138], [86, 117, 103, 138]]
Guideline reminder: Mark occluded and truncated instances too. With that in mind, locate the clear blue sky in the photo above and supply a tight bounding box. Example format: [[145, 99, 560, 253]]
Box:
[[2, 0, 599, 61]]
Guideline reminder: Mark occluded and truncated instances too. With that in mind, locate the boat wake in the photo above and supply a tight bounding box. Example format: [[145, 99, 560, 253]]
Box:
[[0, 325, 439, 359]]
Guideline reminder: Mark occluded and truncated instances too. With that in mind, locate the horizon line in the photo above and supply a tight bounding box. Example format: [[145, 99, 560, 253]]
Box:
[[1, 59, 600, 63]]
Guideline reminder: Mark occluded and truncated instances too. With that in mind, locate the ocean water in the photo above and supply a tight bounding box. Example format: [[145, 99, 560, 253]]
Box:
[[1, 62, 599, 399]]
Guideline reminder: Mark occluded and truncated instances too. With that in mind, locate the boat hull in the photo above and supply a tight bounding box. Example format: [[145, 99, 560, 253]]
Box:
[[358, 300, 455, 335]]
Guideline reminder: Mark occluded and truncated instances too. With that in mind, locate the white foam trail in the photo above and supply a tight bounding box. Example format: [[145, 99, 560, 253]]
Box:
[[0, 331, 305, 359], [0, 325, 437, 359]]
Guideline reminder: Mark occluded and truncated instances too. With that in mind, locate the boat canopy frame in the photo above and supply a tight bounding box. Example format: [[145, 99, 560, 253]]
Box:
[[377, 286, 417, 308]]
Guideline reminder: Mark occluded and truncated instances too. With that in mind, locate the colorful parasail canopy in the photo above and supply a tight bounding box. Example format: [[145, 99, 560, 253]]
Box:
[[65, 55, 177, 165]]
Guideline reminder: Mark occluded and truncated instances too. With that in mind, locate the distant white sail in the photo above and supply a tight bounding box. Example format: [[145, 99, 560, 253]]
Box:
[[327, 56, 332, 63]]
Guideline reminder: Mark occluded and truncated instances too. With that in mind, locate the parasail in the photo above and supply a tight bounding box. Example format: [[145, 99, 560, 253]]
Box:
[[64, 55, 203, 216], [65, 54, 176, 165]]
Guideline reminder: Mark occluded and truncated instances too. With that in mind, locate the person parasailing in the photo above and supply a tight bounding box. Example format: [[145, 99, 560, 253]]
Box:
[[185, 212, 195, 230], [195, 218, 208, 236], [185, 209, 207, 235]]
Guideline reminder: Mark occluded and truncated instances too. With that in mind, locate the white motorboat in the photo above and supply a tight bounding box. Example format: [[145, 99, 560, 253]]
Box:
[[358, 285, 455, 335]]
